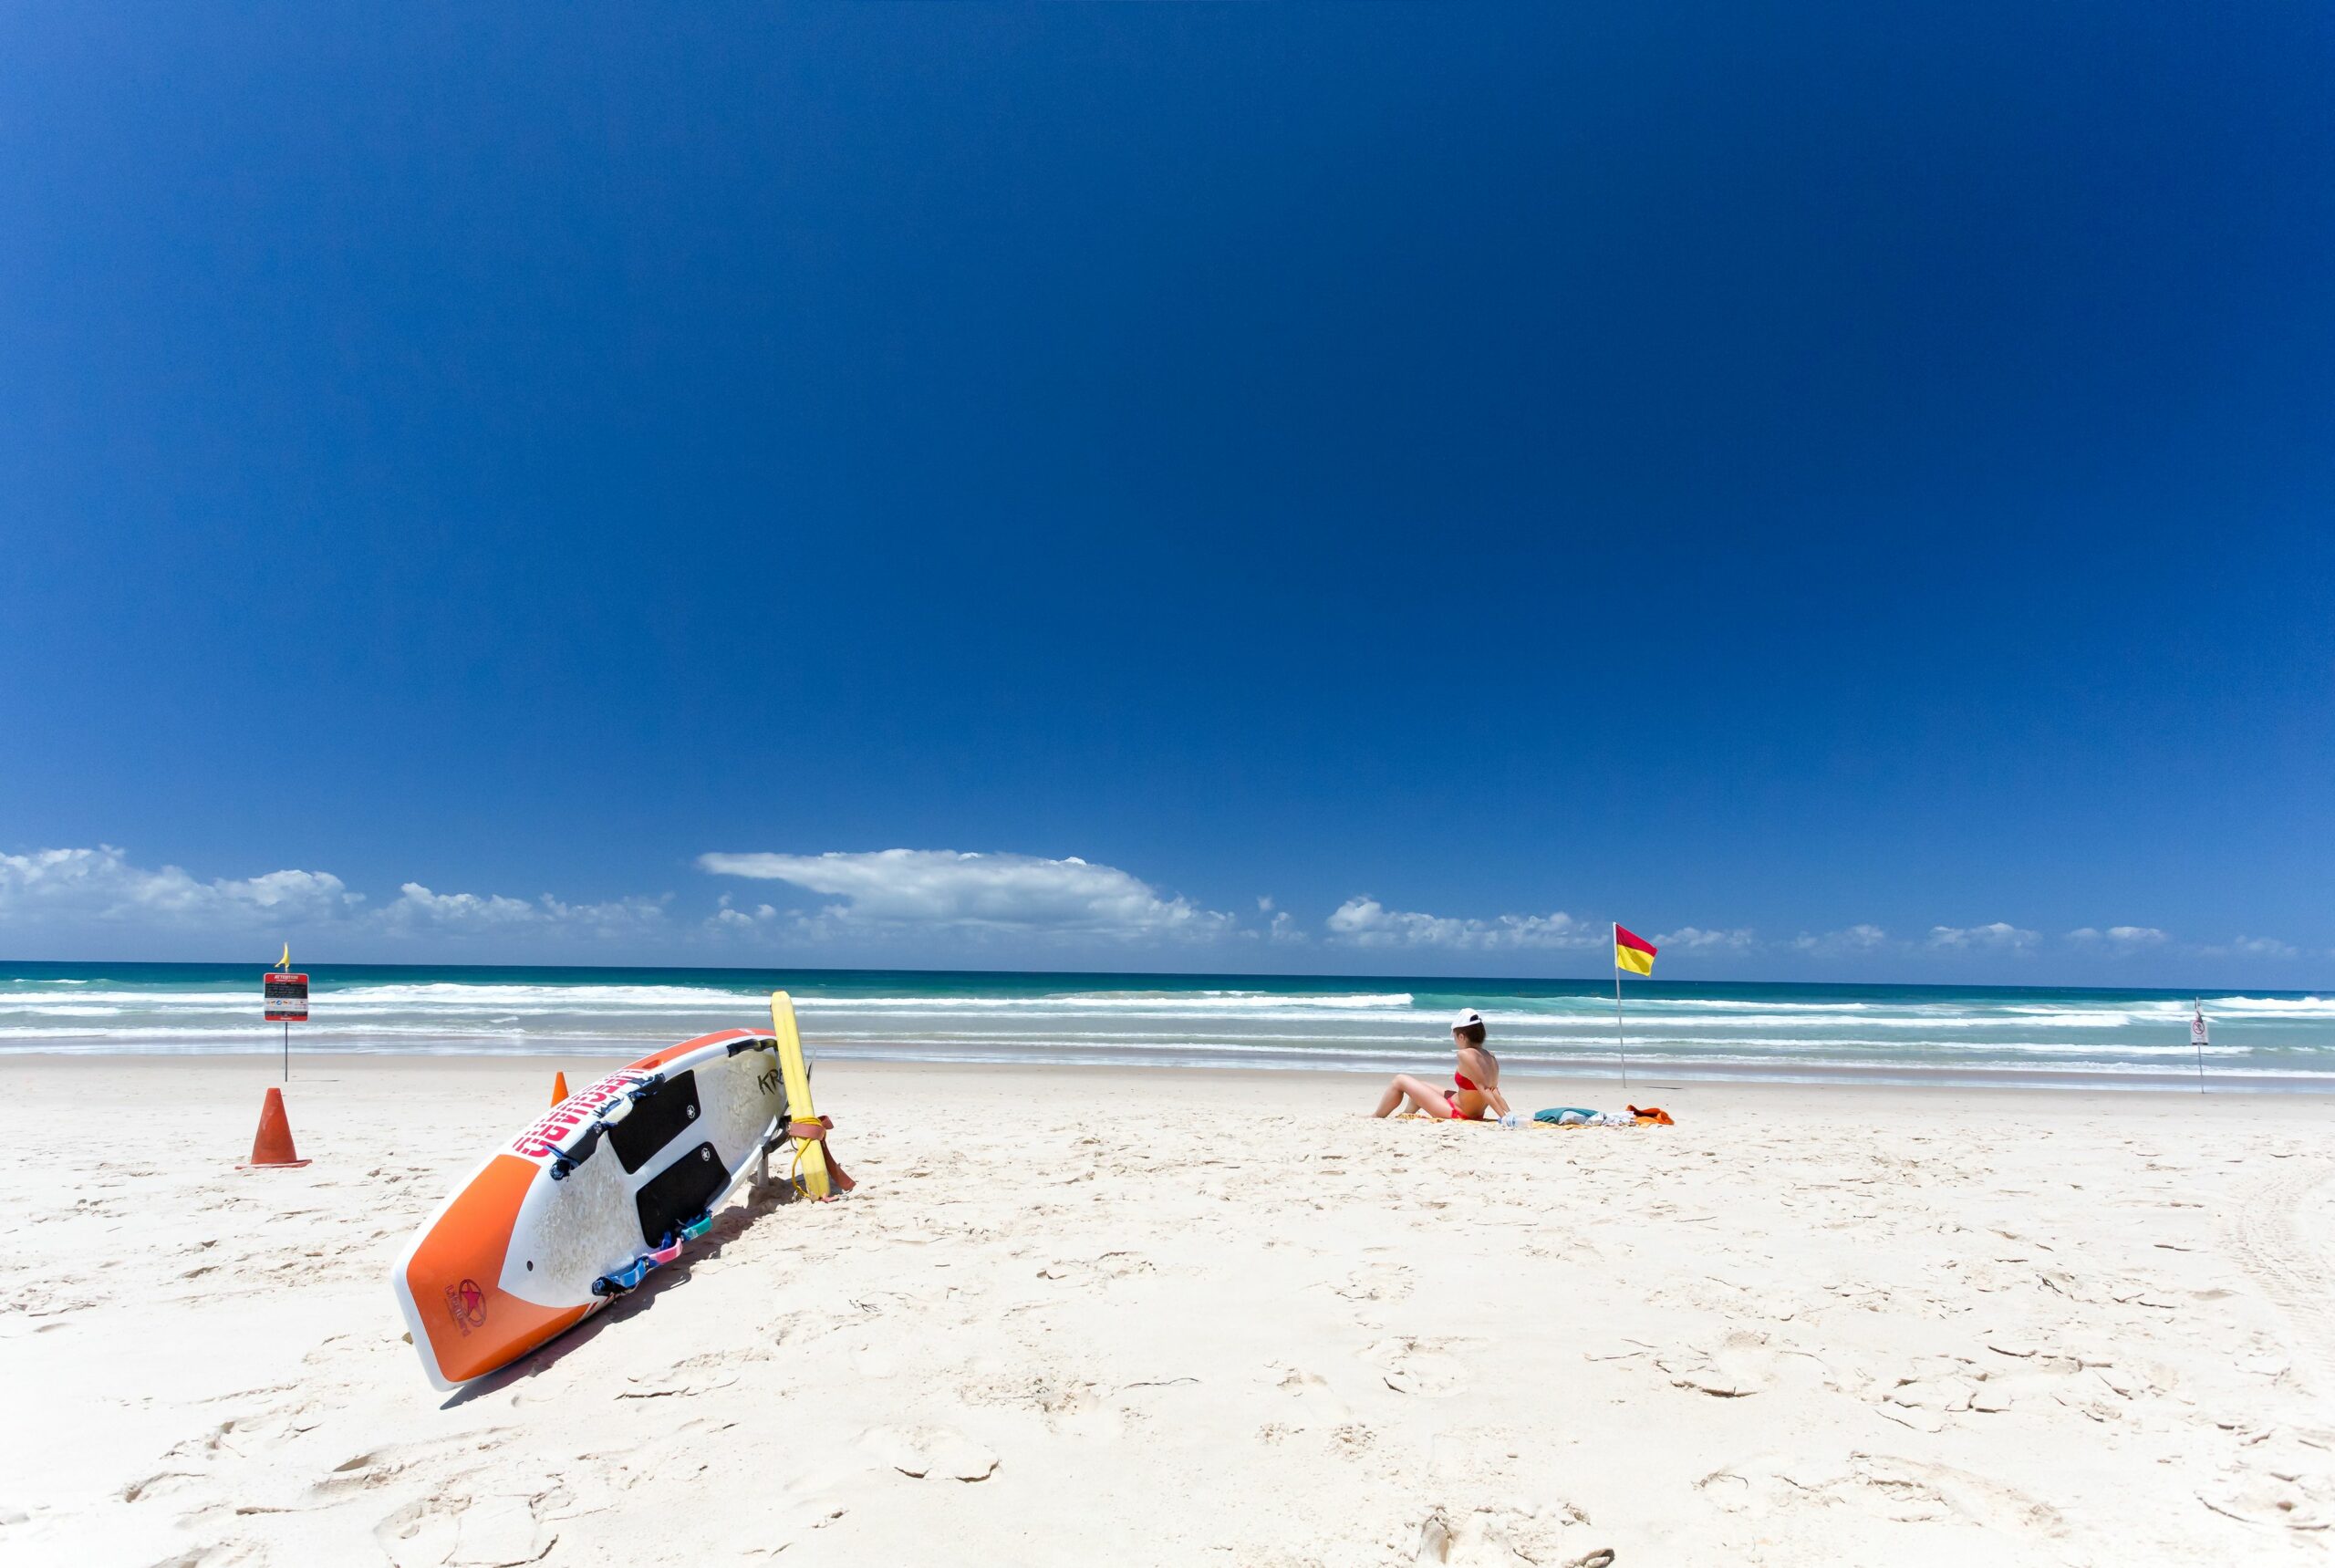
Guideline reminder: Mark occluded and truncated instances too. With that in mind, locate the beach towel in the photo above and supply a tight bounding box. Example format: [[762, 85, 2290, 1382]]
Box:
[[1532, 1106, 1676, 1127]]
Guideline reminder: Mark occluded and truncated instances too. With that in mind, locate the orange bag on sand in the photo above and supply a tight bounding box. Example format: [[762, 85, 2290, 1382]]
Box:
[[1626, 1105, 1675, 1125]]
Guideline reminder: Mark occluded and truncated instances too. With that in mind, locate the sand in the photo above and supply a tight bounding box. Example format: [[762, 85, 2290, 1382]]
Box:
[[4, 1054, 2330, 1566]]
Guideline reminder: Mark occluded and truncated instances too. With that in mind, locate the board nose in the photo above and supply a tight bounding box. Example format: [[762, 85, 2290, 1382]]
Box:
[[400, 1153, 590, 1386]]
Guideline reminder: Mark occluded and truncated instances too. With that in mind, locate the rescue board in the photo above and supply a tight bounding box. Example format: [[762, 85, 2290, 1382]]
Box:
[[391, 1026, 789, 1389]]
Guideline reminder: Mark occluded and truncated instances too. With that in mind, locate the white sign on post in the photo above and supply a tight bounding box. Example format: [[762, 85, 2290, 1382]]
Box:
[[2191, 1002, 2208, 1094]]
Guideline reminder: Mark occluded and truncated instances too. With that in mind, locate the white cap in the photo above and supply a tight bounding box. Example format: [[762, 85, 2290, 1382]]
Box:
[[1451, 1008, 1484, 1032]]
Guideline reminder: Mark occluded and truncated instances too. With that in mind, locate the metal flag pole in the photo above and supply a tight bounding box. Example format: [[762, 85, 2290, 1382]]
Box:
[[276, 943, 292, 1083], [2193, 998, 2205, 1096], [1614, 921, 1629, 1097]]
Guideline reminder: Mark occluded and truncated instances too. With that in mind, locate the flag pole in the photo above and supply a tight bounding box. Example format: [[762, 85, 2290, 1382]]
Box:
[[277, 943, 292, 1083], [1614, 921, 1628, 1098], [2194, 997, 2205, 1096]]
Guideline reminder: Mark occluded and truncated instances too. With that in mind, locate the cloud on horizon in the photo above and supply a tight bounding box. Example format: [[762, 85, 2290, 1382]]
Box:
[[1927, 921, 2041, 950], [2203, 934, 2301, 961], [2068, 925, 2169, 947], [379, 883, 670, 938], [1654, 925, 1757, 953], [0, 846, 2319, 973], [1791, 923, 1891, 954], [0, 846, 664, 945], [1323, 898, 1601, 950], [698, 848, 1235, 941], [0, 846, 359, 928]]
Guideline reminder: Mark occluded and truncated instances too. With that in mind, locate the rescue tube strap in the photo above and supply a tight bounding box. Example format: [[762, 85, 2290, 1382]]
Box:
[[785, 1116, 856, 1199]]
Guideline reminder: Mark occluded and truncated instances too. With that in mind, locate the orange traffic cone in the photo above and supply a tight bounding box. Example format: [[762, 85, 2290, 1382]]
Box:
[[242, 1086, 311, 1169], [551, 1071, 569, 1106]]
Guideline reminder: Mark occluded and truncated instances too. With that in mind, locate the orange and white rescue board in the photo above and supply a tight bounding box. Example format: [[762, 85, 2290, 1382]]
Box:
[[391, 1028, 787, 1389]]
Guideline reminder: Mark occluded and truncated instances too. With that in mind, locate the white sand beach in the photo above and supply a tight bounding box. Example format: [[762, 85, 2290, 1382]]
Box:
[[5, 1054, 2330, 1565]]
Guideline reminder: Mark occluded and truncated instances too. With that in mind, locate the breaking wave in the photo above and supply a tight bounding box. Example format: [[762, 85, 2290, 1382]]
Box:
[[0, 967, 2326, 1091]]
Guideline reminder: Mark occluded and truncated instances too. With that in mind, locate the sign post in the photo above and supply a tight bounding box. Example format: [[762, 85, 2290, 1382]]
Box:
[[265, 946, 308, 1082], [2191, 1000, 2208, 1096]]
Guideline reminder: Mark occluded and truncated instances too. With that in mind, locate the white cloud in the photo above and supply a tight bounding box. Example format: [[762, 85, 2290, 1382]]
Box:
[[1928, 921, 2039, 950], [1323, 898, 1601, 950], [385, 884, 536, 929], [1655, 926, 1756, 952], [698, 849, 1234, 940], [2205, 934, 2299, 961], [2068, 925, 2168, 947], [1791, 923, 1889, 953], [0, 846, 359, 928], [381, 883, 669, 938], [707, 894, 781, 932], [1266, 909, 1306, 943]]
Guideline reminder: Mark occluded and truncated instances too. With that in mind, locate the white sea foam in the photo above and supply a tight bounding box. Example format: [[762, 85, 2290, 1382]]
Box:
[[1, 972, 2325, 1091], [794, 992, 1418, 1012], [2184, 995, 2335, 1017]]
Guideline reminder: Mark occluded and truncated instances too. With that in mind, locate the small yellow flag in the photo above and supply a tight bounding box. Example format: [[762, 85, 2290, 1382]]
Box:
[[277, 942, 292, 971]]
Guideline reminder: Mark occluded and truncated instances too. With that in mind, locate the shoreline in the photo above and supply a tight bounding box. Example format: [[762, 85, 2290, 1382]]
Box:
[[8, 1045, 2329, 1096]]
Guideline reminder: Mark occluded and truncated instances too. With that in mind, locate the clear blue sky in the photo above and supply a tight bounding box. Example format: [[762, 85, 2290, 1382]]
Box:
[[4, 5, 2330, 982]]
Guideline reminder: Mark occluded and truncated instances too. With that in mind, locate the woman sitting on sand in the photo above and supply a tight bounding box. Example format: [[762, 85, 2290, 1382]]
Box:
[[1373, 1008, 1515, 1122]]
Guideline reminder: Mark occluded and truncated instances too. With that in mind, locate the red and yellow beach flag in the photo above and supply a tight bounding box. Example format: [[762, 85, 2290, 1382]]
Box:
[[1614, 924, 1657, 977]]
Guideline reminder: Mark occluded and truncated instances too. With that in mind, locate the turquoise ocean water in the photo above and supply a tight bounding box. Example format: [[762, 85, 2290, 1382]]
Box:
[[2, 962, 2330, 1091]]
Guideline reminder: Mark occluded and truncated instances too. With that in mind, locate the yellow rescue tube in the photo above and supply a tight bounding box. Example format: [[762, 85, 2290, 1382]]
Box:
[[770, 991, 829, 1199]]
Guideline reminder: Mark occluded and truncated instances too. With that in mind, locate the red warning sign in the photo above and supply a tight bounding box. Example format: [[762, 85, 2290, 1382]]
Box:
[[264, 972, 310, 1023]]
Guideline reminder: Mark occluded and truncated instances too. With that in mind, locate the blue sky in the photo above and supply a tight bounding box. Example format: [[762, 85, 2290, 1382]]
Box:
[[3, 5, 2330, 983]]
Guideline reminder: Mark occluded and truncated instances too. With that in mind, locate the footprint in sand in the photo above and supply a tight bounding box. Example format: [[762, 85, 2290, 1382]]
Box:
[[120, 1470, 206, 1505], [377, 1481, 566, 1568], [862, 1425, 999, 1481], [1697, 1450, 2064, 1534], [1033, 1251, 1157, 1287], [1272, 1366, 1354, 1422], [1863, 1353, 1990, 1431], [1413, 1505, 1603, 1566], [1655, 1330, 1821, 1399], [617, 1350, 752, 1400], [316, 1429, 523, 1501], [448, 1495, 555, 1566], [1360, 1338, 1467, 1397], [375, 1497, 465, 1568], [2198, 1428, 2335, 1532], [315, 1449, 399, 1493], [1329, 1264, 1414, 1304]]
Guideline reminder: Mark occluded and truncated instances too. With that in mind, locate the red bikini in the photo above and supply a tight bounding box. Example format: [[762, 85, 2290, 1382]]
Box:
[[1445, 1072, 1485, 1120]]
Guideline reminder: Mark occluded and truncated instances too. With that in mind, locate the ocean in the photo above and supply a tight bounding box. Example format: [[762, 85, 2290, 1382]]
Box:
[[2, 961, 2330, 1091]]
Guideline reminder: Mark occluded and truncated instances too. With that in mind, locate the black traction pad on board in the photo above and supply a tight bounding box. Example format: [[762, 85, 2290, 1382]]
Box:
[[636, 1141, 725, 1249], [609, 1071, 701, 1174]]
